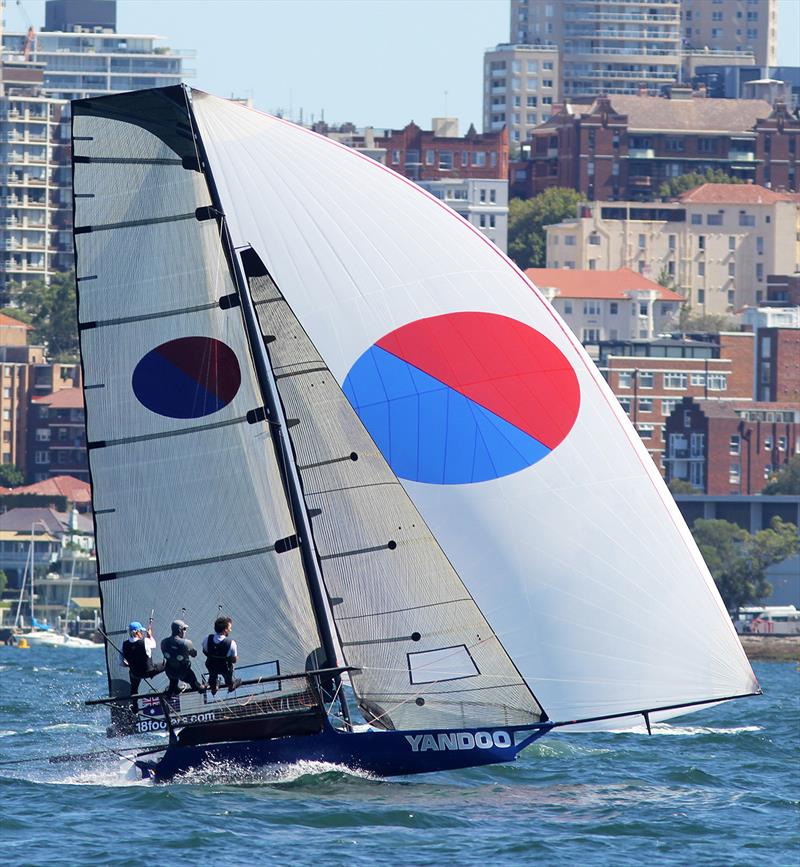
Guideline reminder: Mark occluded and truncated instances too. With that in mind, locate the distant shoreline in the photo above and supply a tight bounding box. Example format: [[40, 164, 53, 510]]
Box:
[[739, 635, 800, 662]]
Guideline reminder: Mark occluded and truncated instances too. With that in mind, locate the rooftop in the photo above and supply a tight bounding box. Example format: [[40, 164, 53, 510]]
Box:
[[32, 387, 84, 409], [692, 399, 800, 420], [526, 267, 684, 301], [3, 475, 91, 504], [678, 183, 796, 205], [0, 313, 30, 329]]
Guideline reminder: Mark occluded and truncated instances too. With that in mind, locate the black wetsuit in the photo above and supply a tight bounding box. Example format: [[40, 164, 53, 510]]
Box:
[[160, 634, 201, 694], [121, 636, 165, 701]]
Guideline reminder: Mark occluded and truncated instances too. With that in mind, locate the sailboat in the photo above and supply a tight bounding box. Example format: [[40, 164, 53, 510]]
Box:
[[72, 86, 759, 782]]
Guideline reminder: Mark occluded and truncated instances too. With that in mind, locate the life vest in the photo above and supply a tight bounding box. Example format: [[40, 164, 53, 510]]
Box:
[[161, 635, 193, 674], [122, 637, 152, 676], [205, 634, 233, 674]]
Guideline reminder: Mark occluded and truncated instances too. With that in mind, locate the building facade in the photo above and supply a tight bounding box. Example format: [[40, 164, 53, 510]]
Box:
[[0, 0, 190, 297], [681, 0, 777, 68], [28, 386, 87, 483], [664, 397, 799, 494], [528, 266, 684, 342], [544, 184, 800, 315], [483, 43, 560, 148], [753, 327, 800, 403], [518, 93, 800, 202], [599, 332, 755, 471], [418, 178, 509, 252]]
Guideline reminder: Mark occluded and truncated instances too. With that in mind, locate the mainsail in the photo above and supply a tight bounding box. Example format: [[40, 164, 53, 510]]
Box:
[[72, 89, 324, 706], [191, 89, 759, 725]]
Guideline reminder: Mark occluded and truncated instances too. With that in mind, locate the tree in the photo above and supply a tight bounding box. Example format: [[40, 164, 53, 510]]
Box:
[[14, 270, 78, 360], [762, 455, 800, 495], [678, 303, 739, 334], [0, 570, 6, 598], [508, 188, 583, 270], [668, 478, 695, 494], [659, 168, 743, 199], [691, 517, 799, 610], [0, 465, 24, 487]]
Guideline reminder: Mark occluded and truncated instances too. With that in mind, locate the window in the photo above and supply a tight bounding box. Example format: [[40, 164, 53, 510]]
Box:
[[618, 371, 632, 389], [637, 425, 654, 440], [756, 236, 764, 255], [489, 215, 496, 229], [35, 428, 50, 441], [582, 328, 600, 342], [479, 215, 486, 227], [698, 289, 705, 304], [543, 79, 553, 88], [609, 302, 618, 314], [639, 398, 653, 413], [698, 262, 705, 277], [618, 397, 631, 413], [638, 234, 646, 249], [727, 262, 735, 278], [665, 373, 688, 389], [543, 61, 553, 70], [707, 213, 723, 226], [728, 235, 736, 251], [565, 235, 576, 246], [697, 138, 715, 153], [583, 301, 600, 315], [527, 60, 538, 73], [763, 435, 773, 452], [490, 189, 496, 204], [527, 95, 537, 107], [778, 436, 787, 452], [1, 410, 9, 422], [756, 263, 764, 281], [763, 465, 773, 480], [461, 151, 469, 167], [739, 212, 755, 227], [690, 373, 705, 387], [639, 302, 648, 317], [691, 214, 702, 225], [425, 149, 434, 165], [439, 151, 453, 170], [588, 232, 600, 246], [661, 399, 679, 416], [730, 435, 741, 456], [391, 149, 400, 165], [698, 235, 705, 251], [527, 112, 537, 124], [472, 152, 486, 167], [730, 463, 741, 484], [35, 450, 49, 464], [639, 372, 654, 389], [668, 234, 676, 251], [564, 301, 572, 315]]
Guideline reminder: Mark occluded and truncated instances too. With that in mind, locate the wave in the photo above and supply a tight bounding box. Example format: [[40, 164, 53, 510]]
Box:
[[608, 723, 763, 736]]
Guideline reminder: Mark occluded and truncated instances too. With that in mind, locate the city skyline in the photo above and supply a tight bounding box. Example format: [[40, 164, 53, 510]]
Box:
[[4, 0, 800, 130]]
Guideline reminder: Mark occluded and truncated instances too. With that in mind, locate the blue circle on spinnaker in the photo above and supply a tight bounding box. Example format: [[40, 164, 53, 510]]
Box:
[[132, 336, 241, 419]]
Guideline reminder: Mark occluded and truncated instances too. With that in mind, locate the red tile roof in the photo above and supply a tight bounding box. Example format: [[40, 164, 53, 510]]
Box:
[[0, 312, 30, 328], [6, 475, 91, 504], [678, 183, 795, 205], [32, 387, 84, 409], [525, 267, 685, 301]]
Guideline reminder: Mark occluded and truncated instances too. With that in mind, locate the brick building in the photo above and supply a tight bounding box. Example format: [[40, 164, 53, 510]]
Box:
[[664, 398, 799, 494], [374, 120, 508, 184], [755, 328, 800, 403], [516, 93, 800, 201], [28, 387, 87, 483], [597, 332, 754, 472]]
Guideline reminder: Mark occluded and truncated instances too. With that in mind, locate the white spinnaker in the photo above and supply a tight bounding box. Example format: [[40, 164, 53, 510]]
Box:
[[191, 91, 758, 724], [72, 94, 323, 700]]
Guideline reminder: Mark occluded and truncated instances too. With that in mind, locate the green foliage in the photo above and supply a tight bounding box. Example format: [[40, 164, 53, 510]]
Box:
[[508, 188, 584, 270], [14, 271, 78, 360], [762, 455, 800, 495], [0, 570, 7, 597], [678, 303, 739, 334], [659, 169, 743, 199], [0, 465, 24, 487], [668, 478, 695, 494], [691, 517, 800, 610], [0, 307, 32, 325]]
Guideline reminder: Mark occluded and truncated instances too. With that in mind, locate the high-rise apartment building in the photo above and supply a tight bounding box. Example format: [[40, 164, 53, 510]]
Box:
[[0, 0, 190, 299], [510, 0, 682, 98], [504, 1, 778, 106], [483, 43, 560, 147], [682, 0, 777, 68]]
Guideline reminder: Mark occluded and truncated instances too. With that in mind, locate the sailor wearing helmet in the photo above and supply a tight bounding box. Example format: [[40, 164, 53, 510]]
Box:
[[120, 620, 166, 710], [160, 619, 204, 694]]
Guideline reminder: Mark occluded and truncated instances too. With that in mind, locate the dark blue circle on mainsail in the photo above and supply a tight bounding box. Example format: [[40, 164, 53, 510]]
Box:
[[132, 336, 241, 419]]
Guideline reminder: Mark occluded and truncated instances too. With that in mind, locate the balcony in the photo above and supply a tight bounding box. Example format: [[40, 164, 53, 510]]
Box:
[[629, 148, 655, 159], [729, 151, 755, 162], [630, 175, 652, 187]]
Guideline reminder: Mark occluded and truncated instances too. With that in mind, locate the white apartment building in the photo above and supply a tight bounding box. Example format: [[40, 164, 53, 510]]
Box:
[[418, 178, 509, 252], [682, 0, 777, 68], [483, 43, 560, 147], [526, 266, 684, 342], [545, 184, 800, 316]]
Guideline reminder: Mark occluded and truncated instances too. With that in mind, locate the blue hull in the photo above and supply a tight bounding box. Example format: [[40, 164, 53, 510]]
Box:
[[140, 723, 554, 781]]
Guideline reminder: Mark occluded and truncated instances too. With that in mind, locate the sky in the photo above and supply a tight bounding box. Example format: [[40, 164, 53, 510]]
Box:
[[4, 0, 800, 131]]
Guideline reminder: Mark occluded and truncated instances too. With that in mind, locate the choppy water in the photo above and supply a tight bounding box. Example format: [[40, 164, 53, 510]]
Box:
[[0, 647, 797, 866]]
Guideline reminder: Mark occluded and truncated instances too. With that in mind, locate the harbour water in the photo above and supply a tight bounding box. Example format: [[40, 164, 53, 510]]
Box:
[[0, 646, 797, 866]]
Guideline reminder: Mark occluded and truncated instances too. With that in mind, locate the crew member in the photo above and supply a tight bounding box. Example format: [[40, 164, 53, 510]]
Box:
[[160, 619, 203, 694], [120, 621, 165, 709], [203, 615, 242, 695]]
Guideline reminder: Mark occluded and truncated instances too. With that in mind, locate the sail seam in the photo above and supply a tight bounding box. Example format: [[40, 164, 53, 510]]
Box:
[[88, 414, 249, 449], [98, 544, 279, 581], [337, 598, 473, 621], [75, 212, 196, 234], [274, 366, 329, 380], [80, 301, 222, 330]]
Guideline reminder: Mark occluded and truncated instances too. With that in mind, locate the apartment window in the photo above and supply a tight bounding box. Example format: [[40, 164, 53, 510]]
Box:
[[756, 236, 764, 255], [730, 435, 741, 456], [638, 372, 654, 389], [618, 397, 631, 413], [711, 27, 722, 37], [638, 234, 646, 249], [668, 234, 676, 251], [583, 301, 601, 315], [588, 232, 600, 246], [763, 435, 773, 452], [565, 235, 576, 246], [665, 373, 688, 389], [778, 436, 787, 452], [472, 152, 486, 167], [564, 301, 572, 314], [2, 388, 10, 399], [728, 235, 736, 251], [698, 235, 706, 251], [542, 96, 552, 105], [618, 371, 632, 389], [707, 213, 723, 226], [729, 463, 741, 484], [708, 374, 728, 391], [35, 451, 49, 465], [526, 112, 537, 124], [728, 262, 736, 277], [527, 61, 538, 73], [665, 137, 684, 152], [698, 262, 705, 277], [527, 95, 538, 107], [739, 212, 755, 227], [712, 10, 722, 21], [439, 151, 453, 170], [479, 215, 486, 227], [639, 302, 648, 316], [489, 189, 496, 204], [756, 263, 764, 281], [543, 61, 553, 71], [582, 328, 600, 342], [461, 151, 469, 167], [697, 138, 715, 153], [639, 398, 653, 413], [691, 214, 702, 225], [637, 425, 654, 440], [543, 79, 553, 88], [391, 149, 400, 165], [698, 289, 705, 304], [1, 410, 9, 422], [589, 260, 597, 270], [609, 302, 618, 314], [763, 465, 774, 480], [425, 149, 434, 165], [35, 428, 50, 441], [489, 215, 496, 229], [662, 399, 679, 416], [667, 261, 675, 277], [690, 373, 705, 387]]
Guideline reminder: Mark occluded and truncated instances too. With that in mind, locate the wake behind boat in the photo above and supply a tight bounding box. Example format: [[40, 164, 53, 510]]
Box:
[[72, 86, 759, 782]]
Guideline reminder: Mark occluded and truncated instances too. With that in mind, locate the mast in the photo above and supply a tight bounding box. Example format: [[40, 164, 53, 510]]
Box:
[[183, 87, 350, 727]]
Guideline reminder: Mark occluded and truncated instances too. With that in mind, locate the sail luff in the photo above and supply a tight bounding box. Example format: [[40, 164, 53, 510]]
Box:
[[183, 92, 345, 709]]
